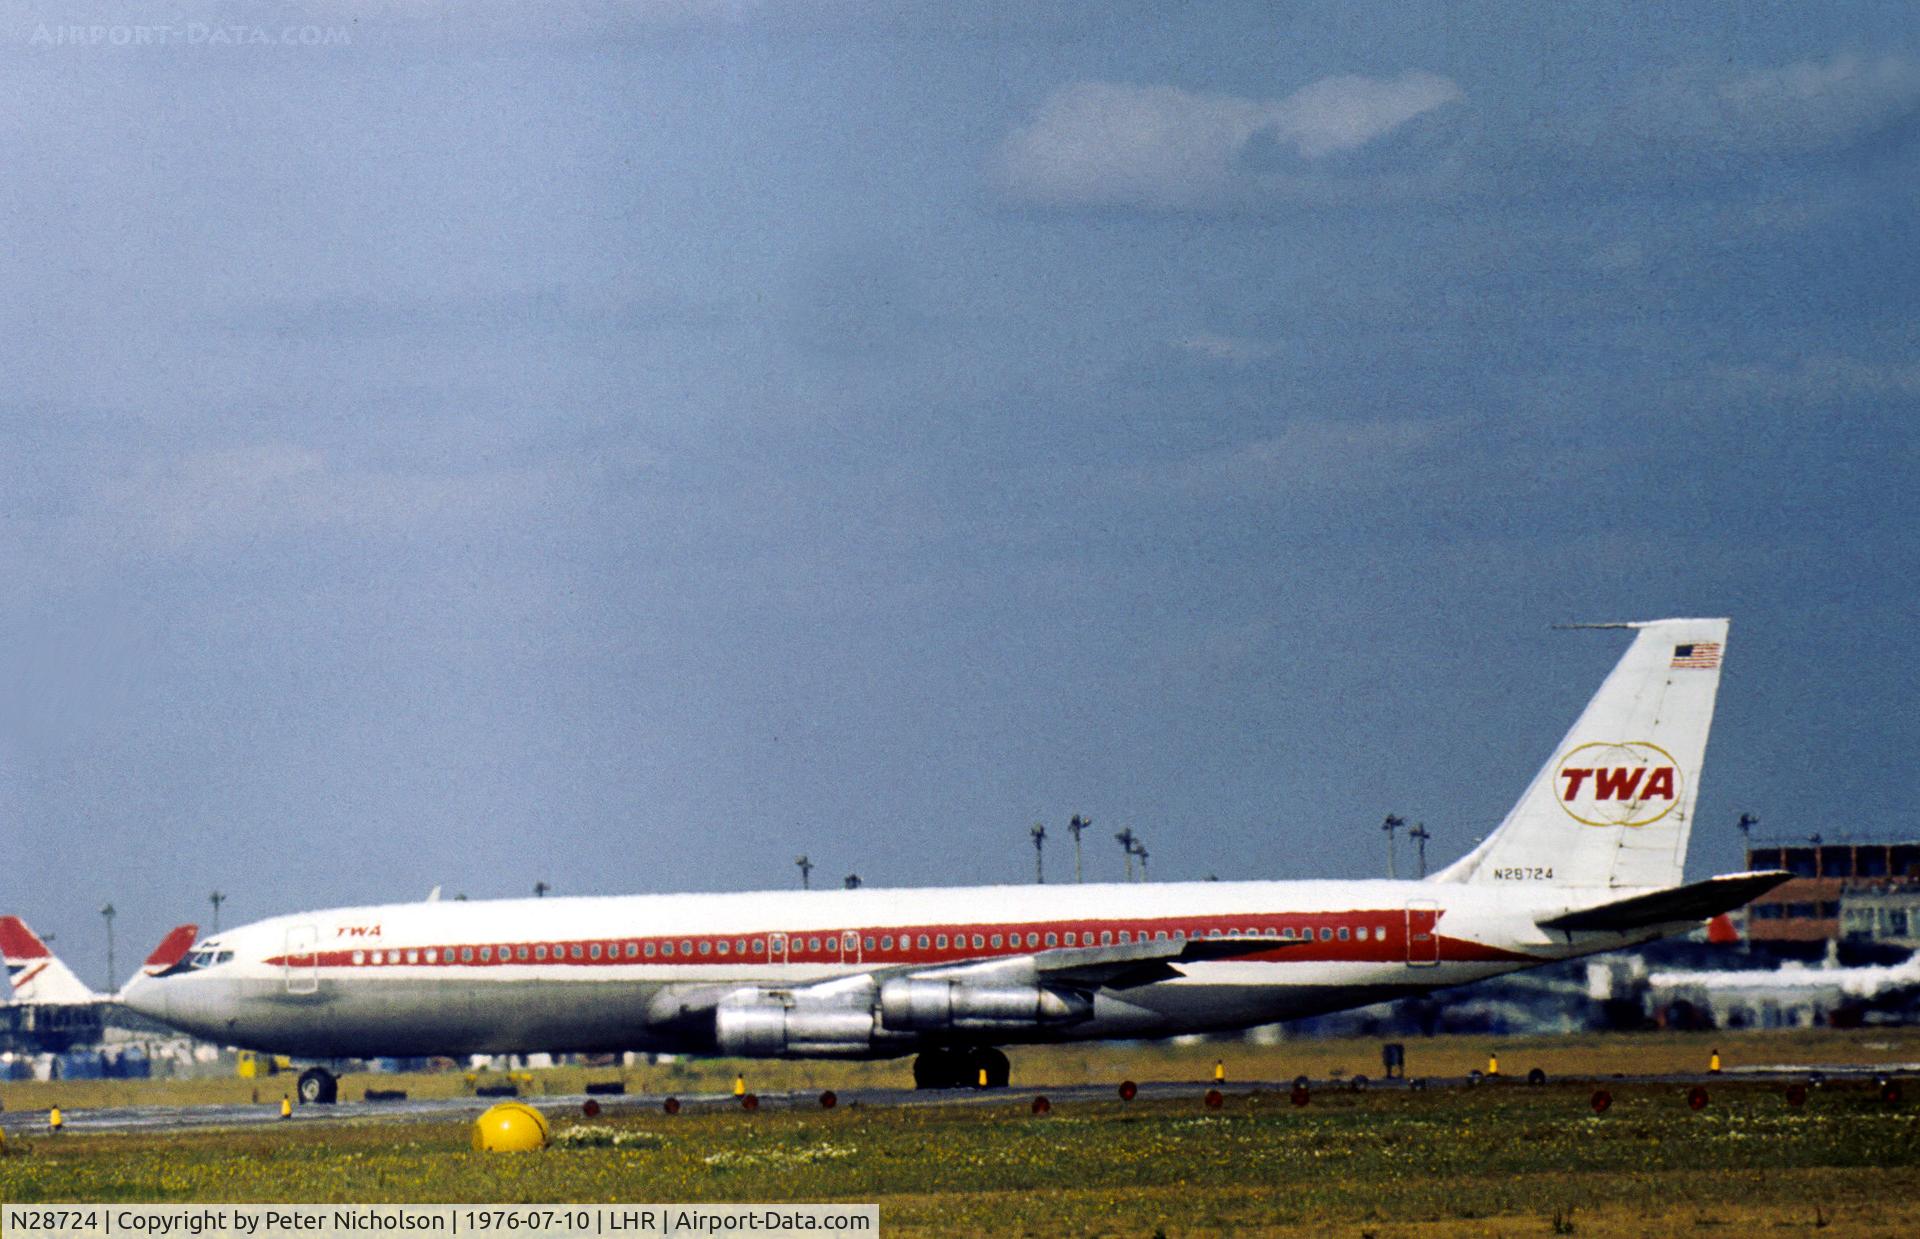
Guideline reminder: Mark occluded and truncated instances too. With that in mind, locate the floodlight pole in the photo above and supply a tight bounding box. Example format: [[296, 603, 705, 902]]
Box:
[[795, 855, 813, 890], [100, 902, 116, 993], [1030, 822, 1047, 884], [1067, 815, 1088, 883], [1408, 823, 1430, 879], [1382, 814, 1405, 880], [209, 890, 226, 933]]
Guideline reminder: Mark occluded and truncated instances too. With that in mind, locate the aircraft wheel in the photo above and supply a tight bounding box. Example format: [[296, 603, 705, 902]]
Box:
[[912, 1049, 964, 1090], [297, 1066, 338, 1105], [971, 1047, 1010, 1089]]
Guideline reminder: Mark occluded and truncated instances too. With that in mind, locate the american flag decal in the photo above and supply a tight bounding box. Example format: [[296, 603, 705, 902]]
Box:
[[1671, 642, 1722, 669]]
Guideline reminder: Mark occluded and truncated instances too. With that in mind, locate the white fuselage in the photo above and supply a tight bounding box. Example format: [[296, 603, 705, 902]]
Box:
[[121, 878, 1666, 1059]]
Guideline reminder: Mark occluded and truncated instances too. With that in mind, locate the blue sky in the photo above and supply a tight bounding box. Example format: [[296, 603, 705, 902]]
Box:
[[2, 2, 1916, 987]]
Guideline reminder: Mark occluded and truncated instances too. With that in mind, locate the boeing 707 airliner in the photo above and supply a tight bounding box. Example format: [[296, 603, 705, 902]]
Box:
[[122, 618, 1790, 1103]]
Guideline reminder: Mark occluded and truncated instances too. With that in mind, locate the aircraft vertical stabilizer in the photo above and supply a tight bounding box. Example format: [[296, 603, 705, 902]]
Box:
[[1, 915, 104, 1003], [1435, 618, 1729, 891]]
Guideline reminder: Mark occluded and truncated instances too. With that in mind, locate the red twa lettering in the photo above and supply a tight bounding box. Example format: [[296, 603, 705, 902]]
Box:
[[1561, 767, 1678, 802]]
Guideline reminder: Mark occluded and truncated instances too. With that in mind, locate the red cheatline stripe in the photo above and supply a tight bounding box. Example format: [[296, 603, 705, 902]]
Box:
[[262, 912, 1535, 970]]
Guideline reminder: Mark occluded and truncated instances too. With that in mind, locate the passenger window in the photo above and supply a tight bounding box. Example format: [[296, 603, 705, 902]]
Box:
[[1338, 927, 1350, 941], [535, 946, 548, 961], [626, 943, 639, 958], [424, 950, 437, 964], [1100, 931, 1113, 945], [865, 936, 876, 951], [990, 934, 1003, 948], [461, 947, 474, 962], [570, 945, 584, 960], [716, 940, 729, 955], [971, 934, 985, 948], [827, 938, 839, 953], [1045, 933, 1058, 947], [644, 943, 657, 958], [1355, 927, 1368, 942], [370, 951, 384, 964], [352, 951, 365, 965], [1064, 932, 1076, 946], [1318, 927, 1332, 942], [661, 942, 673, 957], [881, 935, 894, 950], [1027, 932, 1039, 947], [735, 939, 746, 954], [1377, 926, 1388, 939], [589, 944, 602, 960], [681, 940, 694, 955], [918, 934, 930, 949], [752, 939, 765, 953], [699, 941, 712, 956], [1117, 931, 1130, 944], [936, 934, 948, 949], [479, 947, 492, 962], [1155, 930, 1168, 941]]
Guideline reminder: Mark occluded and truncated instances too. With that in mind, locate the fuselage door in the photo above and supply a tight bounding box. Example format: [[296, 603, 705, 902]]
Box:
[[768, 933, 788, 967], [840, 930, 861, 965], [284, 924, 320, 994], [1405, 902, 1440, 967]]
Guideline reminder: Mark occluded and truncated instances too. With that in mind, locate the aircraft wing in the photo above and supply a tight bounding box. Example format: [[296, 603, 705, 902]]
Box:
[[824, 932, 1301, 992], [1026, 934, 1301, 989], [1537, 870, 1794, 933]]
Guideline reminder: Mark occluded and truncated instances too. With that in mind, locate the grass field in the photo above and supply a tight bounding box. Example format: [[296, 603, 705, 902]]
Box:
[[4, 1033, 1919, 1235]]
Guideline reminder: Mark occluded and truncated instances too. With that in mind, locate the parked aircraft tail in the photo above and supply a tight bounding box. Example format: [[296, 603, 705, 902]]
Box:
[[1435, 618, 1730, 891], [0, 915, 103, 1003]]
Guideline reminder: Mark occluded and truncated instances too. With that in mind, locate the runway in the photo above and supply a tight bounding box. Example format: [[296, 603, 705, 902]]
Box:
[[3, 1065, 1910, 1137]]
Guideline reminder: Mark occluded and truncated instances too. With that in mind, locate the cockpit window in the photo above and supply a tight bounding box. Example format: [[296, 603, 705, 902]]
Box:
[[165, 945, 234, 976]]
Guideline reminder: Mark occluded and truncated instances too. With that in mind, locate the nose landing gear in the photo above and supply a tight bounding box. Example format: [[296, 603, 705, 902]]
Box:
[[911, 1046, 1010, 1090]]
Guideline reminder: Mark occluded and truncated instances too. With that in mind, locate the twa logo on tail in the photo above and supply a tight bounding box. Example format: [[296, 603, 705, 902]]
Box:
[[1554, 741, 1681, 828]]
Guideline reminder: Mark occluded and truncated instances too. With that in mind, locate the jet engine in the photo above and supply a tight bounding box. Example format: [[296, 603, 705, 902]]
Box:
[[710, 976, 1094, 1057], [878, 978, 1090, 1031], [712, 989, 881, 1057]]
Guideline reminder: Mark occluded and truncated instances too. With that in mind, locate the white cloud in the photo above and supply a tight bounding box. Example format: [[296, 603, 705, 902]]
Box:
[[1158, 418, 1455, 497], [1614, 53, 1920, 157], [100, 444, 568, 554], [1174, 334, 1286, 365], [991, 73, 1462, 211], [1701, 356, 1920, 404]]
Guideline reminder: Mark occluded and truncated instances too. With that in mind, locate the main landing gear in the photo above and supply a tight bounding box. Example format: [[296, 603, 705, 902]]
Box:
[[912, 1046, 1010, 1090], [297, 1066, 339, 1105]]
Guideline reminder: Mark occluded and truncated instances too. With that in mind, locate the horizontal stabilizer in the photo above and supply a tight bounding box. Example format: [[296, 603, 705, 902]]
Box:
[[1538, 871, 1793, 932]]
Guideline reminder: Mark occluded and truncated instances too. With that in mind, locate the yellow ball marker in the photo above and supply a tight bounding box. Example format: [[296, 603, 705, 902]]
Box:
[[1487, 1053, 1500, 1077], [49, 1106, 64, 1133], [1709, 1049, 1722, 1074], [733, 1074, 746, 1097], [1214, 1059, 1226, 1083], [472, 1102, 551, 1152], [280, 1096, 293, 1119]]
